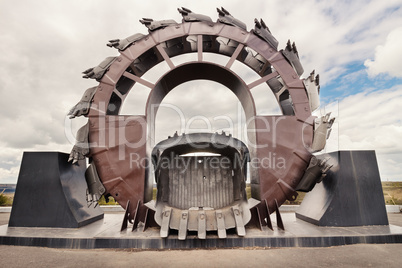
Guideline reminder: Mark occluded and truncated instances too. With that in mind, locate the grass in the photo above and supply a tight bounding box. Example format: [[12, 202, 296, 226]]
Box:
[[283, 192, 307, 205], [97, 195, 119, 205], [0, 193, 13, 206], [382, 182, 402, 205], [153, 188, 157, 200]]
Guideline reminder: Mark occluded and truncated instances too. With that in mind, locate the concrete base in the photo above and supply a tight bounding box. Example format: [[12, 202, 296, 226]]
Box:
[[2, 205, 401, 213], [1, 213, 401, 249]]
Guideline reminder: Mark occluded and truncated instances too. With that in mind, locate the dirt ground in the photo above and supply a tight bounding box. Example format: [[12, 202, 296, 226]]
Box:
[[382, 182, 402, 205]]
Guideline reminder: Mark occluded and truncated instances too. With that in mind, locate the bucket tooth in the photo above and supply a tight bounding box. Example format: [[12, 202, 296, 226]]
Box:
[[131, 200, 141, 231], [274, 199, 285, 230], [198, 210, 206, 239], [216, 210, 227, 238], [232, 205, 246, 236], [264, 199, 274, 231], [178, 210, 189, 240], [160, 206, 172, 238], [120, 200, 131, 232]]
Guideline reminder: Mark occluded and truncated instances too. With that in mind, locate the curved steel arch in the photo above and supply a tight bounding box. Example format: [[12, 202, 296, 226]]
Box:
[[70, 13, 324, 229], [88, 21, 311, 119], [145, 61, 257, 155]]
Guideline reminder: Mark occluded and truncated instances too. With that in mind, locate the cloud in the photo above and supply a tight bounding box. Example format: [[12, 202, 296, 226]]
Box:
[[325, 86, 402, 153], [248, 0, 402, 85], [153, 82, 246, 144], [377, 154, 402, 181], [324, 85, 402, 180], [0, 166, 20, 184], [365, 27, 402, 78], [1, 0, 402, 183]]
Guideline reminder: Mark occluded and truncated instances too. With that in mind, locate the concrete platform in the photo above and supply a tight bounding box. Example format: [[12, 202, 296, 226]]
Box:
[[0, 212, 401, 249], [1, 205, 401, 213]]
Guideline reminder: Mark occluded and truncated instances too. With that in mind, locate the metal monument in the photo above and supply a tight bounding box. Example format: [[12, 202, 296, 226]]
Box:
[[7, 7, 390, 244]]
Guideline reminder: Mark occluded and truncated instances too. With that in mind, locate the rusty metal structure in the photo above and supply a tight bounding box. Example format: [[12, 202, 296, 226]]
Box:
[[66, 7, 335, 239]]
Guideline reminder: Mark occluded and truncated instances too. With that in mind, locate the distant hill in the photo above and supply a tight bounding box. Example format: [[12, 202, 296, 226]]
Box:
[[0, 184, 16, 194]]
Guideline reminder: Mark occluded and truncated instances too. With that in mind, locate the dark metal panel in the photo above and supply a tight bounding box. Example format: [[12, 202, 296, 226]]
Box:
[[296, 151, 389, 226], [9, 152, 104, 228]]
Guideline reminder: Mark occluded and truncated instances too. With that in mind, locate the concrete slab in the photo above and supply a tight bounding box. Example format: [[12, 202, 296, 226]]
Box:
[[1, 205, 401, 213], [0, 212, 401, 249]]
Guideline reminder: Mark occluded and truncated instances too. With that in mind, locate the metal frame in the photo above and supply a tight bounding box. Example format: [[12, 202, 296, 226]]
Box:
[[70, 8, 323, 232]]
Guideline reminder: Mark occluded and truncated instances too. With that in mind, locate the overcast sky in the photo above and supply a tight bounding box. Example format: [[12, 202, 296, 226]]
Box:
[[1, 0, 402, 183]]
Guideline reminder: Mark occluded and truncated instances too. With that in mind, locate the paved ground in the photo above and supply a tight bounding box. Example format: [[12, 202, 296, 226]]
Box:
[[0, 212, 401, 267], [388, 213, 402, 226], [1, 243, 402, 267]]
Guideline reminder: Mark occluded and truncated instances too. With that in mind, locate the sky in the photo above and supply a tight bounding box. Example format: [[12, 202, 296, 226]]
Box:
[[0, 0, 402, 183]]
